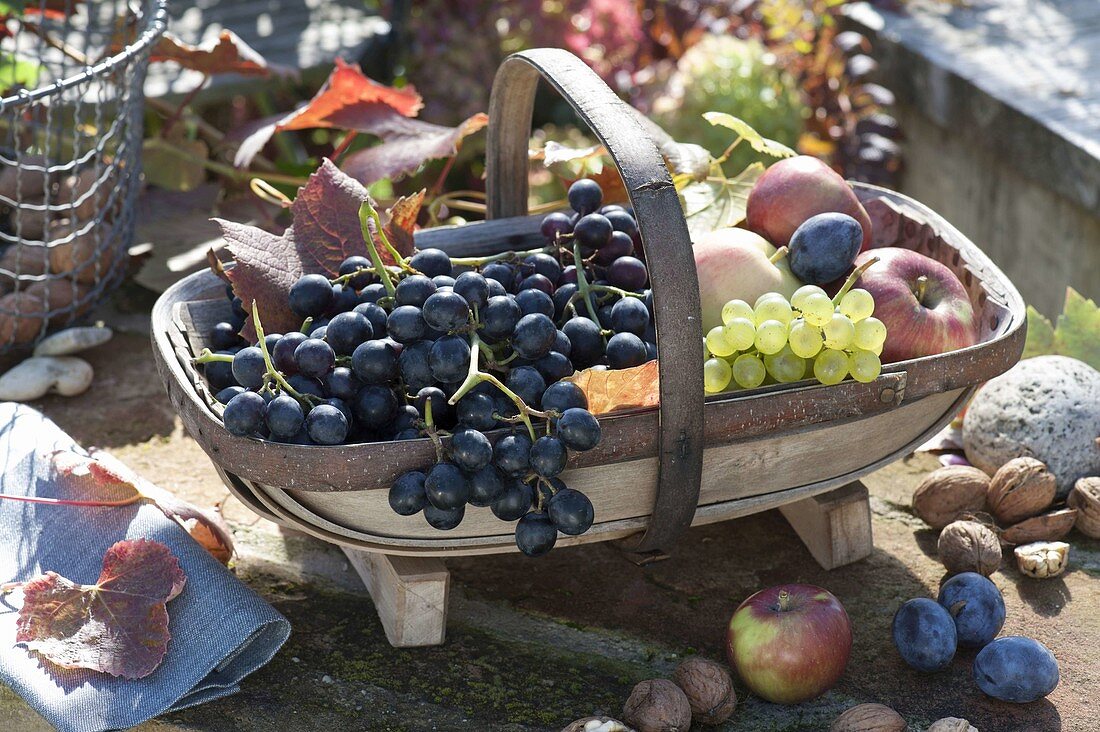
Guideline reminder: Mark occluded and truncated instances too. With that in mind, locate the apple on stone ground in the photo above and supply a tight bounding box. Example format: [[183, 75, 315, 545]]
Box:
[[726, 584, 852, 704], [693, 227, 801, 332], [746, 155, 873, 250], [853, 247, 978, 363]]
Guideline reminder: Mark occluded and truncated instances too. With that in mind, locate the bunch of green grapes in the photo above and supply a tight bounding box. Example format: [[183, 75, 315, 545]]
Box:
[[702, 284, 887, 394]]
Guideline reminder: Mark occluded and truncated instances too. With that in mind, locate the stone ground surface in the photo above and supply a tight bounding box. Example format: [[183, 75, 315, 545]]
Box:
[[2, 285, 1098, 732]]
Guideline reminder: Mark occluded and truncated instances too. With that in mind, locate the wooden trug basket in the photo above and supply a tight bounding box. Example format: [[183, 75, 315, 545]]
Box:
[[152, 49, 1026, 647]]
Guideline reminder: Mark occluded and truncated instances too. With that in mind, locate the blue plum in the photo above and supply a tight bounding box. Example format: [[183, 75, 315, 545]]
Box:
[[973, 636, 1059, 703], [892, 598, 957, 672], [787, 212, 864, 285], [937, 572, 1005, 648]]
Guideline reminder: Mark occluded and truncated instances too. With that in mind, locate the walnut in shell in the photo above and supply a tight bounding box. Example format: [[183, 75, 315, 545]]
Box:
[[622, 679, 691, 732], [926, 718, 979, 732], [1067, 477, 1100, 539], [987, 457, 1056, 525], [830, 703, 907, 732], [912, 466, 990, 529], [938, 520, 1001, 576], [670, 658, 736, 726], [1001, 508, 1077, 545], [1014, 541, 1069, 579]]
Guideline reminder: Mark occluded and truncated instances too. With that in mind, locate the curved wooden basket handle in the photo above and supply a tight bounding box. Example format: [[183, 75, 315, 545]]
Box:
[[486, 48, 704, 553]]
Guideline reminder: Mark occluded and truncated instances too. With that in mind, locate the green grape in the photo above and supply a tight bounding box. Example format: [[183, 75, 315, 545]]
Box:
[[813, 348, 849, 385], [723, 317, 756, 352], [849, 349, 882, 383], [754, 291, 788, 309], [800, 292, 835, 326], [853, 316, 887, 352], [731, 353, 766, 389], [764, 346, 806, 383], [705, 326, 735, 358], [721, 299, 754, 325], [838, 288, 875, 322], [702, 337, 711, 360], [822, 313, 855, 350], [754, 297, 793, 325], [703, 357, 733, 393], [754, 319, 788, 355], [788, 319, 824, 358], [791, 284, 828, 312]]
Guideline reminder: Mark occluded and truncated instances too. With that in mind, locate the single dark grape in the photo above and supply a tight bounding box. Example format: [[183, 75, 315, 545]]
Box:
[[323, 367, 360, 401], [645, 342, 657, 361], [532, 351, 572, 386], [511, 313, 557, 359], [467, 465, 506, 507], [505, 366, 546, 409], [425, 462, 470, 509], [481, 262, 517, 292], [223, 391, 266, 436], [211, 321, 241, 350], [414, 386, 453, 424], [548, 488, 594, 535], [394, 428, 421, 440], [600, 204, 624, 214], [596, 303, 615, 330], [523, 252, 562, 282], [530, 435, 568, 477], [552, 283, 578, 320], [353, 385, 398, 429], [567, 179, 603, 215], [398, 340, 434, 391], [429, 335, 471, 384], [289, 274, 334, 318], [263, 333, 282, 353], [287, 374, 325, 399], [432, 275, 456, 289], [409, 248, 453, 278], [515, 511, 557, 557], [540, 381, 588, 414], [424, 503, 465, 530], [395, 274, 437, 307], [456, 392, 497, 431], [453, 271, 489, 309], [294, 338, 336, 378], [486, 277, 507, 299], [324, 397, 354, 426], [272, 332, 307, 374], [352, 302, 388, 337], [215, 385, 245, 404], [338, 255, 373, 289], [275, 428, 314, 445], [387, 305, 426, 343], [327, 283, 359, 315], [561, 317, 604, 369], [305, 404, 349, 445], [491, 478, 534, 521], [557, 266, 578, 286], [351, 339, 398, 384], [556, 408, 601, 451], [540, 211, 573, 240], [515, 289, 554, 319], [204, 350, 239, 390], [389, 471, 427, 515], [595, 230, 634, 265], [604, 209, 638, 239], [607, 256, 648, 290], [230, 296, 247, 321], [265, 395, 305, 439], [391, 404, 421, 433], [610, 297, 649, 336], [573, 213, 612, 249], [422, 291, 471, 333], [494, 433, 532, 476], [310, 325, 328, 340], [606, 332, 647, 369], [450, 427, 493, 472], [518, 273, 553, 295], [480, 295, 522, 340], [326, 311, 373, 356], [358, 282, 387, 304], [552, 330, 571, 357], [231, 346, 267, 389]]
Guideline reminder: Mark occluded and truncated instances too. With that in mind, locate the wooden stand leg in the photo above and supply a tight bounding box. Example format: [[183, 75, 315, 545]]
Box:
[[342, 549, 450, 647], [779, 481, 873, 570]]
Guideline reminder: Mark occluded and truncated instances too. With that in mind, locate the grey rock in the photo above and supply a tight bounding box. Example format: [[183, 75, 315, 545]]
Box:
[[32, 325, 112, 356], [963, 356, 1100, 497]]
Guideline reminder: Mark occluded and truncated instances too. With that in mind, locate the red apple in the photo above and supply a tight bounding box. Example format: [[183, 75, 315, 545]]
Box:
[[854, 247, 979, 363], [746, 156, 873, 250], [726, 584, 851, 705]]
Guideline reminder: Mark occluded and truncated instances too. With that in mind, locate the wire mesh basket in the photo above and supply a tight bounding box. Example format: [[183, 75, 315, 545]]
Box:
[[0, 0, 167, 353]]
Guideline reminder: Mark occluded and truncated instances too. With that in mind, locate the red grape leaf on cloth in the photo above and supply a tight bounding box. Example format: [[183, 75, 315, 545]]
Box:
[[150, 30, 295, 78], [14, 539, 185, 679], [565, 361, 660, 415], [232, 58, 423, 168], [217, 160, 421, 340], [340, 112, 488, 184], [53, 449, 234, 565]]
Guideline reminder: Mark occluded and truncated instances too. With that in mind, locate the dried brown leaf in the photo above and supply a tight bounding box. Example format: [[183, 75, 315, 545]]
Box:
[[565, 361, 659, 415], [150, 30, 295, 78]]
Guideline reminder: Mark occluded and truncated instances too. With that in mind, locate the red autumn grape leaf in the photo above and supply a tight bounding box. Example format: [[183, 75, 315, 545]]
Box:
[[14, 539, 185, 679], [232, 58, 423, 167], [216, 160, 421, 340], [150, 30, 295, 78], [53, 449, 234, 565], [565, 361, 660, 415], [340, 112, 488, 184]]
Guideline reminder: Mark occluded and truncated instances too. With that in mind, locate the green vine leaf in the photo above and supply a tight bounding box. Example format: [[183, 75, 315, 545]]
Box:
[[702, 111, 797, 159], [1023, 287, 1100, 370], [1022, 306, 1055, 360], [679, 161, 764, 238]]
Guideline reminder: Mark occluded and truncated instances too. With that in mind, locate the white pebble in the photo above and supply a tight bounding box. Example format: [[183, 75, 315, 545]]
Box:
[[33, 326, 113, 356], [321, 675, 334, 684], [0, 356, 94, 401]]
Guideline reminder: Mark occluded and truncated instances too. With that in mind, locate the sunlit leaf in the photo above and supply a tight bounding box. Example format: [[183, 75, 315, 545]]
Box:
[[1053, 288, 1100, 370], [1022, 305, 1055, 360], [565, 360, 659, 415], [340, 112, 488, 185], [703, 111, 797, 158], [679, 162, 764, 238], [150, 30, 295, 78]]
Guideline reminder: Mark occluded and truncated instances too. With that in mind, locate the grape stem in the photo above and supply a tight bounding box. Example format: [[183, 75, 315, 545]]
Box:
[[299, 317, 314, 335], [358, 201, 398, 297], [768, 246, 789, 265], [449, 245, 555, 268], [423, 397, 447, 463], [832, 257, 880, 306], [251, 302, 321, 408], [571, 241, 605, 335], [448, 333, 541, 441], [195, 349, 233, 364]]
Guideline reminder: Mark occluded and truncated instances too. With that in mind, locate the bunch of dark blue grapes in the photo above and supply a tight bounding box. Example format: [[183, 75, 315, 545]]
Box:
[[202, 178, 655, 556]]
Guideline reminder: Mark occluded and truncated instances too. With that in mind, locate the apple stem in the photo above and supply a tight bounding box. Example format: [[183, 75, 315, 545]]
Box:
[[832, 256, 879, 306], [777, 590, 791, 612], [768, 246, 789, 265], [915, 275, 929, 303]]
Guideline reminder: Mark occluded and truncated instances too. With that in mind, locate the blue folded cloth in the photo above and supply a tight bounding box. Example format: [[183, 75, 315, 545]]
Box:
[[0, 403, 290, 732]]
